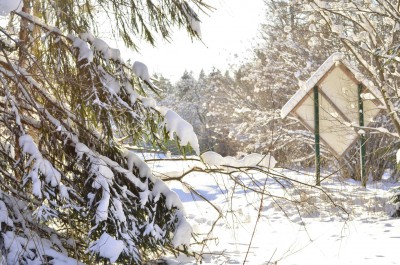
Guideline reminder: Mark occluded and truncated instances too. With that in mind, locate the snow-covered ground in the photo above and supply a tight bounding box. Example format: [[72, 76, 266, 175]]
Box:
[[147, 157, 400, 265]]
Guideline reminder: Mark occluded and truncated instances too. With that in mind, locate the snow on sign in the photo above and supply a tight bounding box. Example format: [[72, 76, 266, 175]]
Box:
[[281, 52, 384, 157]]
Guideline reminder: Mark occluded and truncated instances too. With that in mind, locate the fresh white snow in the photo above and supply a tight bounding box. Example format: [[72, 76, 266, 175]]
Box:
[[19, 134, 66, 199], [145, 157, 400, 265], [72, 37, 93, 63], [89, 232, 125, 263], [164, 110, 200, 155], [133, 61, 150, 81], [183, 5, 201, 37], [396, 149, 400, 164], [201, 151, 277, 168]]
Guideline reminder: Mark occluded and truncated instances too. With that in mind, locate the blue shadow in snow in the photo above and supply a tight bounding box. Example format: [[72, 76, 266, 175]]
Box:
[[172, 188, 225, 202]]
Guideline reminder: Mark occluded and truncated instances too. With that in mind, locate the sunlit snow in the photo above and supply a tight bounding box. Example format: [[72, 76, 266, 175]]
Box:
[[146, 157, 400, 265]]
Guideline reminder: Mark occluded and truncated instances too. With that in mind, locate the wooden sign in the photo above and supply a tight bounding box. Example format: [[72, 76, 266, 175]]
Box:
[[281, 53, 384, 186], [281, 53, 383, 156]]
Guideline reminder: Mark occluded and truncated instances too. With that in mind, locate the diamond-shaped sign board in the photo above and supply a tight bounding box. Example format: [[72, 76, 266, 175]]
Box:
[[281, 53, 384, 157]]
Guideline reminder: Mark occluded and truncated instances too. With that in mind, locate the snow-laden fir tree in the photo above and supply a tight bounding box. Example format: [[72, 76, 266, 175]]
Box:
[[0, 0, 209, 263]]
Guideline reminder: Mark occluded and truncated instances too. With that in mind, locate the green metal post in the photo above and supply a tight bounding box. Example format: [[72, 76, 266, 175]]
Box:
[[358, 83, 366, 187], [314, 86, 321, 186]]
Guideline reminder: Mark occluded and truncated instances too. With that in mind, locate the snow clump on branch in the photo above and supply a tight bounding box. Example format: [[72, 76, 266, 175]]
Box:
[[163, 109, 200, 155], [89, 232, 125, 263], [183, 4, 202, 37]]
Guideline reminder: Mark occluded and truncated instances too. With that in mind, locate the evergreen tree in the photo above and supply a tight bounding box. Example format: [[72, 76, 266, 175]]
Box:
[[0, 0, 207, 263]]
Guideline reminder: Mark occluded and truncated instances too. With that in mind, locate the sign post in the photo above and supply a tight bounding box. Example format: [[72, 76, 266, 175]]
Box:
[[314, 86, 321, 186], [281, 53, 384, 186], [358, 83, 366, 187]]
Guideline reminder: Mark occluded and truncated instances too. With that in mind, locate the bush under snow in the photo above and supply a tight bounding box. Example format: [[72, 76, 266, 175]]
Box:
[[386, 187, 400, 217]]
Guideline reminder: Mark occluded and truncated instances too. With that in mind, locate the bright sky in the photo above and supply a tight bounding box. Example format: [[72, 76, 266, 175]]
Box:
[[133, 0, 266, 81], [1, 1, 266, 82]]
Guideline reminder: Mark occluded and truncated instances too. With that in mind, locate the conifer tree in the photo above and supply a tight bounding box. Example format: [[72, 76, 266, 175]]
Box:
[[0, 0, 208, 263]]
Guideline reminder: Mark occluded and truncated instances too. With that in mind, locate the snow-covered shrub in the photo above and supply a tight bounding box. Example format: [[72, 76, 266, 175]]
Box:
[[386, 187, 400, 217]]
